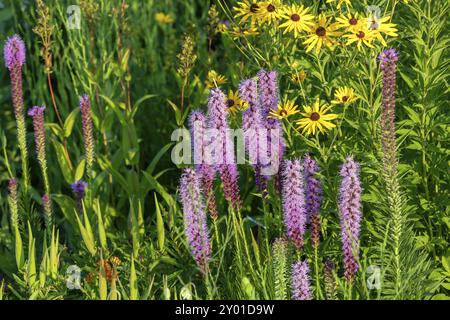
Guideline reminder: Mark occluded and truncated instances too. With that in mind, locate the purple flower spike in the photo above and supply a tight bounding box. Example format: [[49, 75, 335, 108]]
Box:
[[42, 193, 53, 229], [180, 168, 211, 273], [207, 88, 241, 210], [338, 156, 363, 282], [80, 95, 95, 174], [379, 49, 399, 175], [292, 261, 312, 300], [189, 110, 218, 220], [4, 35, 26, 69], [303, 154, 322, 247], [239, 78, 267, 193], [71, 180, 88, 214], [282, 159, 307, 250]]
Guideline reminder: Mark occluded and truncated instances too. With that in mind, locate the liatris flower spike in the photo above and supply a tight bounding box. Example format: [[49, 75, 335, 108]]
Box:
[[80, 94, 95, 176], [338, 156, 362, 282], [272, 238, 291, 300], [239, 78, 267, 193], [28, 106, 50, 194], [8, 178, 19, 229], [282, 159, 307, 250], [189, 110, 218, 220], [4, 35, 29, 192], [207, 88, 241, 210], [179, 168, 211, 274], [42, 193, 53, 229], [303, 154, 322, 247], [292, 261, 312, 300], [324, 259, 337, 300], [71, 180, 88, 214]]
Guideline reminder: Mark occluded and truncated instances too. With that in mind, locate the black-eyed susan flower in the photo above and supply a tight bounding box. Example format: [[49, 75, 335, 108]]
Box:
[[344, 26, 375, 50], [326, 0, 352, 9], [290, 70, 307, 85], [233, 0, 262, 25], [279, 4, 315, 37], [269, 99, 299, 120], [226, 90, 248, 114], [155, 12, 174, 24], [336, 12, 363, 33], [297, 99, 337, 135], [366, 15, 398, 46], [228, 26, 260, 39], [303, 14, 341, 53], [205, 70, 227, 88], [258, 0, 283, 25], [331, 87, 358, 105]]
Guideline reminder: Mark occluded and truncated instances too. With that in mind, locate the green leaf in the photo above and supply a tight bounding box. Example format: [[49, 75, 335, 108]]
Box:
[[130, 255, 139, 300], [74, 159, 86, 181], [64, 107, 80, 138], [52, 139, 73, 184], [154, 194, 165, 251]]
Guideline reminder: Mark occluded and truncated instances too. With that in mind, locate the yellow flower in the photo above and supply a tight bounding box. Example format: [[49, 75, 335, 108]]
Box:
[[366, 15, 398, 46], [205, 70, 227, 88], [155, 12, 173, 24], [344, 26, 375, 50], [225, 90, 248, 114], [279, 4, 315, 37], [109, 256, 122, 266], [216, 21, 229, 33], [326, 0, 352, 9], [336, 12, 363, 33], [269, 99, 299, 120], [331, 87, 358, 105], [258, 1, 283, 25], [303, 14, 341, 53], [297, 99, 337, 135], [233, 0, 262, 25], [228, 26, 260, 39], [290, 70, 307, 85]]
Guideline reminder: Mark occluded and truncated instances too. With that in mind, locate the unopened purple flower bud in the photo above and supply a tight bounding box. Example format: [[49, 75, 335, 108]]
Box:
[[42, 193, 53, 229], [292, 261, 312, 300], [80, 95, 95, 174], [338, 156, 362, 282], [179, 168, 211, 273], [282, 159, 307, 249], [324, 258, 337, 300], [71, 180, 88, 214], [8, 178, 19, 228], [303, 154, 322, 247]]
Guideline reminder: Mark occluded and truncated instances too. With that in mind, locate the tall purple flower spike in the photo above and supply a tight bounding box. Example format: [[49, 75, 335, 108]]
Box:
[[207, 88, 241, 210], [292, 261, 312, 300], [189, 110, 218, 220], [179, 168, 211, 273], [379, 49, 399, 174], [338, 156, 363, 282], [4, 34, 26, 70], [80, 95, 95, 174], [239, 78, 267, 193], [257, 70, 285, 188], [282, 159, 307, 250], [303, 154, 322, 247]]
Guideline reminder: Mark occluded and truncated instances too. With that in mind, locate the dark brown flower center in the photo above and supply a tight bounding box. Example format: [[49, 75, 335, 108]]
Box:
[[291, 13, 300, 21], [349, 17, 358, 25], [357, 31, 365, 39], [342, 96, 349, 102], [250, 4, 259, 13], [280, 109, 288, 116], [310, 112, 320, 121], [267, 4, 275, 12], [316, 27, 326, 37], [226, 99, 235, 107]]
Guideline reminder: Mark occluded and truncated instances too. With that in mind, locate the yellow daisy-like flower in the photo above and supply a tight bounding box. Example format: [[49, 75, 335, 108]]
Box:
[[344, 26, 375, 50], [258, 1, 283, 24], [233, 0, 262, 25], [331, 87, 358, 105], [269, 99, 299, 120], [303, 14, 341, 53], [336, 12, 363, 33], [297, 99, 337, 135], [225, 90, 248, 114], [279, 4, 315, 37], [366, 15, 398, 46], [205, 70, 227, 88], [326, 0, 352, 9], [216, 21, 229, 33], [290, 70, 307, 85], [155, 12, 173, 24], [228, 26, 260, 39]]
